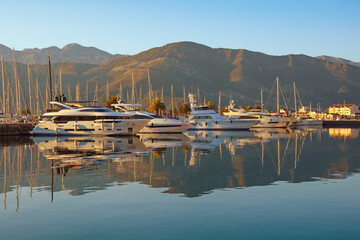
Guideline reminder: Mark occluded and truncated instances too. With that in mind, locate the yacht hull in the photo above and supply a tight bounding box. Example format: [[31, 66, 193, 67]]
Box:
[[31, 120, 148, 135], [138, 119, 191, 133], [190, 119, 257, 130]]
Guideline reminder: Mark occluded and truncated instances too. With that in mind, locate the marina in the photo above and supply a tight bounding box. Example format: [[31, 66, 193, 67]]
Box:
[[1, 127, 360, 239]]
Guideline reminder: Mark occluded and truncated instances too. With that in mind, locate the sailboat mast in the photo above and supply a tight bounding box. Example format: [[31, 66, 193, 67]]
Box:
[[147, 67, 152, 102], [59, 68, 62, 96], [218, 90, 221, 113], [293, 82, 297, 115], [260, 88, 263, 111], [171, 84, 174, 117], [1, 54, 5, 114], [48, 56, 53, 106], [276, 77, 280, 113], [131, 72, 135, 104], [27, 62, 32, 115]]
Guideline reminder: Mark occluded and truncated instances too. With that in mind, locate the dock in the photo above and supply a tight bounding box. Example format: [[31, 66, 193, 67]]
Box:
[[323, 120, 360, 128], [0, 123, 34, 136]]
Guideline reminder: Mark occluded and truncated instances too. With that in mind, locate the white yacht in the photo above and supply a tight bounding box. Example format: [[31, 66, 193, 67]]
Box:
[[112, 101, 191, 133], [223, 100, 290, 128], [32, 101, 149, 135], [187, 94, 257, 130], [295, 116, 323, 126]]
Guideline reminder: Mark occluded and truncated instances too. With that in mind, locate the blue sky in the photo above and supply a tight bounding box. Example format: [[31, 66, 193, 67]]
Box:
[[1, 0, 360, 61]]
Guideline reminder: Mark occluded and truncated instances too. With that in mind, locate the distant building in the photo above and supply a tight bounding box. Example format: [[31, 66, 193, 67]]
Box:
[[328, 104, 358, 116]]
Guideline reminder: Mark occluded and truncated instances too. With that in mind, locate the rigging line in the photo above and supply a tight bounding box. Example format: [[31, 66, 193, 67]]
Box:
[[265, 79, 277, 110], [279, 81, 289, 110], [296, 88, 304, 108]]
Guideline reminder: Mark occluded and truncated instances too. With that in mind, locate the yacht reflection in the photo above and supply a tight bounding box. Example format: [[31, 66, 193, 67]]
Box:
[[139, 133, 191, 150], [1, 128, 360, 210], [32, 136, 149, 169]]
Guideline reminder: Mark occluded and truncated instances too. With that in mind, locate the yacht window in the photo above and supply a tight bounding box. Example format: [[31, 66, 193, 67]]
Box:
[[194, 106, 210, 111], [79, 108, 113, 112], [193, 116, 212, 120], [131, 115, 153, 119], [53, 115, 130, 122], [41, 116, 53, 121], [150, 114, 162, 119]]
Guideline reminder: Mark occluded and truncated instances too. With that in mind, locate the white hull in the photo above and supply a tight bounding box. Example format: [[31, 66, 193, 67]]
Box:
[[32, 119, 148, 136], [252, 120, 289, 128], [138, 119, 191, 133], [190, 119, 257, 130]]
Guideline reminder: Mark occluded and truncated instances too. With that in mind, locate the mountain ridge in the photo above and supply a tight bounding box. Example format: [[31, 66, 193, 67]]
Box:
[[0, 43, 124, 65]]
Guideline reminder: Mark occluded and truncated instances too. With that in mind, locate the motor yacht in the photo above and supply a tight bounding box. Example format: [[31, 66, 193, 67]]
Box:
[[223, 100, 290, 128], [294, 116, 323, 126], [112, 101, 191, 133], [187, 94, 258, 130], [31, 101, 148, 135]]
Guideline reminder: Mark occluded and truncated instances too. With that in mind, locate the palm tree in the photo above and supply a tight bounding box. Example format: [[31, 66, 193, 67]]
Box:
[[206, 101, 217, 111], [104, 96, 118, 110], [148, 98, 166, 116], [178, 102, 191, 115]]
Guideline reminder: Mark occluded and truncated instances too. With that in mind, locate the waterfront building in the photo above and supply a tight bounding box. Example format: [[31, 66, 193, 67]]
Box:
[[328, 104, 359, 116]]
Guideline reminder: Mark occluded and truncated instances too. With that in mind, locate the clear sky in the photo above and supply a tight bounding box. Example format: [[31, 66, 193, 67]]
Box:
[[1, 0, 360, 61]]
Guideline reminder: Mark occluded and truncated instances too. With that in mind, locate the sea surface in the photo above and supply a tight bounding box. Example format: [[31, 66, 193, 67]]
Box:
[[0, 127, 360, 239]]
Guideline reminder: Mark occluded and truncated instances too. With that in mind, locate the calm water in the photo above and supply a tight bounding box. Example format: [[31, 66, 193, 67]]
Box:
[[0, 127, 360, 239]]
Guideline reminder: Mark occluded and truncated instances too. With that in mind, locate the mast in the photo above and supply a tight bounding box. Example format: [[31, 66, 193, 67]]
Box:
[[161, 86, 164, 102], [85, 82, 89, 102], [147, 67, 152, 102], [131, 72, 135, 104], [48, 56, 53, 108], [93, 82, 98, 104], [36, 78, 40, 115], [76, 82, 80, 101], [59, 68, 62, 96], [183, 85, 185, 103], [171, 84, 174, 117], [119, 82, 123, 100], [1, 54, 5, 114], [260, 88, 264, 111], [13, 50, 21, 114], [276, 76, 280, 113], [27, 62, 32, 115], [293, 82, 297, 115], [218, 90, 221, 113]]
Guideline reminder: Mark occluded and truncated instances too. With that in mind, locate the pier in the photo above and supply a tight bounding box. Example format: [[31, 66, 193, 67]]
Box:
[[0, 123, 34, 136]]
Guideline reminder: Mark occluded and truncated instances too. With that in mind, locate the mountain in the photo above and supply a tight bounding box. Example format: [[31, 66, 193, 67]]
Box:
[[317, 55, 360, 68], [0, 43, 123, 65], [1, 41, 360, 112], [86, 42, 360, 109]]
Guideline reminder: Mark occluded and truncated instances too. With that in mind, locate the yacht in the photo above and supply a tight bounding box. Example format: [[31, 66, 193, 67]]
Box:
[[187, 94, 257, 130], [223, 100, 290, 128], [31, 101, 149, 135], [295, 116, 323, 126], [112, 101, 191, 133]]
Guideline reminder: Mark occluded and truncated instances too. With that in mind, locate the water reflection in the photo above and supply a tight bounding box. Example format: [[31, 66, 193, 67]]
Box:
[[1, 127, 360, 210]]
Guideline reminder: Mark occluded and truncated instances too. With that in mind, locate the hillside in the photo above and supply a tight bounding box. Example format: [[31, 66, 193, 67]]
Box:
[[317, 55, 360, 68], [0, 43, 123, 65], [1, 41, 360, 113]]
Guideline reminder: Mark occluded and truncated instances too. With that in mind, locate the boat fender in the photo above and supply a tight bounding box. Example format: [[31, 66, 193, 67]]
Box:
[[151, 122, 154, 127], [215, 121, 217, 124], [230, 120, 233, 124], [205, 122, 208, 126]]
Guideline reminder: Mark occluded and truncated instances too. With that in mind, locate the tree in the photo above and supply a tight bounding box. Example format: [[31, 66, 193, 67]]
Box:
[[222, 106, 229, 114], [206, 101, 217, 111], [148, 98, 166, 116], [21, 108, 31, 116], [103, 96, 118, 110], [254, 105, 261, 109], [245, 105, 252, 111], [178, 102, 191, 115]]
